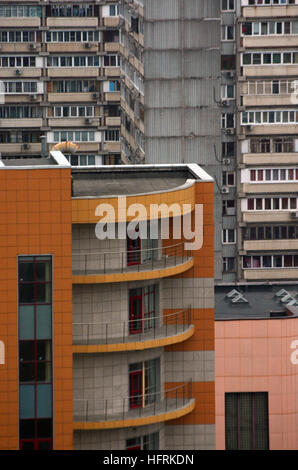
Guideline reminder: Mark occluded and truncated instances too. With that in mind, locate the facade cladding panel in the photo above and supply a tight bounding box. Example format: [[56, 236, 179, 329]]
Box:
[[0, 164, 73, 450]]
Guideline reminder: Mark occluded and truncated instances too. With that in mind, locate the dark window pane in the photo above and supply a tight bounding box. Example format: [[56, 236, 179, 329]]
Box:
[[38, 441, 52, 450], [19, 284, 34, 303], [19, 363, 35, 382], [37, 419, 52, 438], [19, 263, 34, 282], [37, 341, 51, 361], [20, 420, 35, 439], [36, 262, 51, 282], [19, 341, 35, 362], [21, 441, 35, 450], [36, 283, 51, 303]]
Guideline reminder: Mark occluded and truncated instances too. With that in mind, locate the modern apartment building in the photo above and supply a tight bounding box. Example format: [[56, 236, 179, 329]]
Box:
[[0, 0, 121, 166], [0, 153, 216, 450]]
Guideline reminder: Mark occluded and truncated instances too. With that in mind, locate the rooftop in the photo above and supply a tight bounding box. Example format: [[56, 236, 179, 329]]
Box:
[[0, 151, 70, 169], [215, 284, 298, 320], [71, 164, 213, 198]]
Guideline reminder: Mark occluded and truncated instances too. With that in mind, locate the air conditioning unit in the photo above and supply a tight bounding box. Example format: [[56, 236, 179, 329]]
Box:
[[30, 94, 37, 101], [92, 93, 98, 99], [85, 117, 92, 124], [290, 212, 298, 219], [29, 43, 37, 50], [22, 143, 30, 150], [246, 125, 252, 131], [221, 186, 230, 194], [15, 69, 22, 76], [225, 71, 235, 78], [84, 42, 91, 49], [225, 128, 235, 135], [220, 100, 229, 108], [222, 158, 231, 166]]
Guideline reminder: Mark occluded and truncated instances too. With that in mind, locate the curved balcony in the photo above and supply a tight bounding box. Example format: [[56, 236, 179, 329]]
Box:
[[73, 308, 194, 353], [72, 242, 194, 284], [74, 381, 195, 430]]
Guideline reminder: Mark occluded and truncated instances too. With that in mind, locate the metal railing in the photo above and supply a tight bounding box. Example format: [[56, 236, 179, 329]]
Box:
[[74, 380, 193, 423], [72, 242, 191, 276], [73, 307, 192, 345]]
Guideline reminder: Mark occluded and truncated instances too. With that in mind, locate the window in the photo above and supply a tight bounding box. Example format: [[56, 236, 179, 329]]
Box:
[[221, 85, 235, 100], [46, 30, 99, 43], [223, 171, 235, 187], [126, 433, 159, 451], [223, 257, 235, 273], [50, 4, 95, 17], [242, 109, 298, 125], [222, 229, 236, 244], [18, 256, 53, 451], [129, 285, 157, 335], [245, 197, 297, 211], [221, 0, 235, 11], [222, 25, 235, 41], [65, 154, 96, 166], [0, 106, 42, 119], [226, 393, 269, 450], [53, 130, 95, 142], [108, 80, 120, 92], [223, 199, 236, 216], [249, 168, 298, 183], [242, 51, 298, 66], [0, 56, 36, 67], [129, 359, 160, 409], [243, 254, 298, 269], [109, 4, 119, 16], [47, 56, 99, 67], [52, 106, 95, 118], [0, 5, 42, 17], [103, 55, 120, 67], [104, 129, 119, 141], [221, 113, 235, 129]]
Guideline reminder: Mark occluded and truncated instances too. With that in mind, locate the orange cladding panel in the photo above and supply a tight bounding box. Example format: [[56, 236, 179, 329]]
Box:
[[0, 168, 73, 450]]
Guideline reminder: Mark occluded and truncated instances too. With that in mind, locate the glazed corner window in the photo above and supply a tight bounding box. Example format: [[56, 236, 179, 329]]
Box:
[[18, 256, 53, 451]]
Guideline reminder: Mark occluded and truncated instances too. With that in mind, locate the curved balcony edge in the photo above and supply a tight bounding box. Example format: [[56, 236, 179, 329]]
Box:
[[73, 399, 195, 431], [72, 257, 194, 284], [73, 324, 195, 353]]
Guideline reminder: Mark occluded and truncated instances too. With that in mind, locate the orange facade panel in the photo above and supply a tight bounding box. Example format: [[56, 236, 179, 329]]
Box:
[[0, 168, 73, 450]]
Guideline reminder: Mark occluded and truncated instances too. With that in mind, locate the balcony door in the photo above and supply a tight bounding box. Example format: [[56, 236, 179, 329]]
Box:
[[129, 289, 143, 335]]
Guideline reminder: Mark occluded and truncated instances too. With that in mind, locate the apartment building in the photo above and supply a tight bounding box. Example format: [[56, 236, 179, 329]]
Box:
[[237, 0, 298, 283], [0, 0, 121, 165], [119, 0, 298, 285], [0, 153, 215, 450]]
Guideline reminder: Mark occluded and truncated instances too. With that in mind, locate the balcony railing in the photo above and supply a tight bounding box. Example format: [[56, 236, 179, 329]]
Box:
[[72, 242, 192, 276], [74, 381, 193, 423], [73, 307, 192, 345]]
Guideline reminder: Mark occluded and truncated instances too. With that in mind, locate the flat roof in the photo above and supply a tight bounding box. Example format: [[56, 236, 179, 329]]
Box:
[[0, 151, 70, 169], [215, 284, 298, 320], [71, 164, 213, 198]]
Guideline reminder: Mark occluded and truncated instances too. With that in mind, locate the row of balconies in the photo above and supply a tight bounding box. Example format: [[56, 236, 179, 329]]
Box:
[[0, 67, 121, 79], [0, 117, 121, 128], [0, 16, 121, 29], [1, 92, 121, 104], [242, 5, 298, 19], [0, 141, 121, 154], [0, 42, 120, 54]]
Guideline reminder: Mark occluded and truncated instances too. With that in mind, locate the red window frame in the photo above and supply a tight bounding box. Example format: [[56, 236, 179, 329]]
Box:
[[129, 369, 143, 409], [127, 230, 141, 266], [20, 438, 53, 450], [129, 292, 143, 335]]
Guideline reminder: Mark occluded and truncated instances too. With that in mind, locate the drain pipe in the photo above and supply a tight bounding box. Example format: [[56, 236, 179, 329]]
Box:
[[41, 135, 47, 158]]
